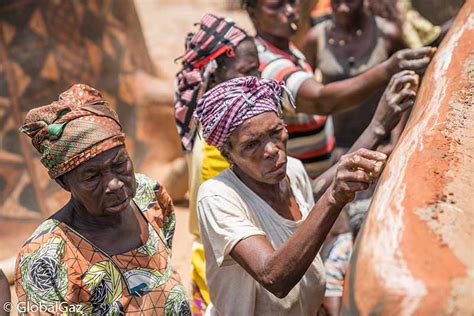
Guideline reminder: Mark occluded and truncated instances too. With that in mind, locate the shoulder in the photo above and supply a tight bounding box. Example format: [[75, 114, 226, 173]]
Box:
[[255, 38, 293, 69], [197, 170, 252, 220], [16, 225, 70, 307], [133, 173, 171, 212], [305, 17, 331, 44], [21, 218, 63, 248], [17, 219, 66, 259], [197, 170, 239, 201]]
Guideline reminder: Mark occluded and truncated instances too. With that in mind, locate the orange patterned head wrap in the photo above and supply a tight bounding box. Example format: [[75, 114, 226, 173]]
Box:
[[21, 84, 125, 178]]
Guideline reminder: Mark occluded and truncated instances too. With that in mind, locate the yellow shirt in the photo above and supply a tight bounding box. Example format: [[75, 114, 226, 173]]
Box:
[[188, 128, 229, 238]]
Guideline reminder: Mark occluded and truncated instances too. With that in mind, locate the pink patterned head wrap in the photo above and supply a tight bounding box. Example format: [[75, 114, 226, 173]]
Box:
[[194, 76, 294, 150]]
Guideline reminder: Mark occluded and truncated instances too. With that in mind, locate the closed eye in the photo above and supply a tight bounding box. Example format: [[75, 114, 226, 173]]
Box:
[[271, 128, 283, 137], [83, 174, 99, 182]]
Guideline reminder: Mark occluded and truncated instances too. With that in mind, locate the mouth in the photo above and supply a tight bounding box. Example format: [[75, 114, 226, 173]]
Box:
[[287, 16, 299, 32], [104, 196, 130, 213], [269, 161, 287, 174]]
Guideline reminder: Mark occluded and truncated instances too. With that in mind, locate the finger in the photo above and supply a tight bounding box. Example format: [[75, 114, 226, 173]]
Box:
[[398, 99, 415, 111], [338, 169, 372, 184], [399, 47, 435, 59], [335, 181, 367, 196], [390, 74, 418, 93], [391, 88, 417, 104], [399, 88, 417, 101], [399, 57, 431, 70], [351, 148, 388, 162], [340, 154, 384, 175], [389, 70, 413, 85], [344, 181, 370, 193]]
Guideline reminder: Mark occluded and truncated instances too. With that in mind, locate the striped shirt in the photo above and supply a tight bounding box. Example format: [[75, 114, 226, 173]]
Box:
[[322, 232, 353, 297], [255, 37, 336, 178]]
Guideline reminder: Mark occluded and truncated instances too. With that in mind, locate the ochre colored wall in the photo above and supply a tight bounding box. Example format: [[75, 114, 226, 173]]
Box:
[[343, 1, 474, 314], [0, 0, 181, 221]]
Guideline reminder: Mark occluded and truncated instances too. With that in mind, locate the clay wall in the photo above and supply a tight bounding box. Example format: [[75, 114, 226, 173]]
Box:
[[343, 1, 474, 314]]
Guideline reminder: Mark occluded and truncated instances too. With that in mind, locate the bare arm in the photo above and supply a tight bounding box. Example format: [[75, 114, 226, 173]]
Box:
[[230, 149, 387, 298], [313, 70, 419, 199], [323, 297, 341, 316], [296, 46, 431, 116], [299, 27, 432, 116]]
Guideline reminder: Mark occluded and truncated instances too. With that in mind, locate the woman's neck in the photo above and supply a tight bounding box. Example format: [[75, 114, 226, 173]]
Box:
[[67, 198, 132, 233], [335, 10, 368, 35], [257, 31, 290, 52]]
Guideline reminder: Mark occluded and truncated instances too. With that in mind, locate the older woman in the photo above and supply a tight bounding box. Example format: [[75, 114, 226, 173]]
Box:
[[195, 75, 417, 315], [15, 84, 190, 315]]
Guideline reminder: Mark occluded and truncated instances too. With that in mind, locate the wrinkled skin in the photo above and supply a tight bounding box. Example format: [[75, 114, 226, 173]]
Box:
[[372, 70, 419, 136], [58, 146, 136, 217], [54, 145, 145, 256], [224, 112, 288, 185]]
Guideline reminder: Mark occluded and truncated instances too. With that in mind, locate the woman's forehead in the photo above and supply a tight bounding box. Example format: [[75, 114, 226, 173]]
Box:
[[233, 112, 283, 140], [75, 146, 126, 172]]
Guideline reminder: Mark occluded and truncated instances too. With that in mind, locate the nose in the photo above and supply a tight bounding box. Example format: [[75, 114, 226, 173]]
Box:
[[105, 173, 124, 193], [263, 141, 279, 159], [337, 3, 350, 14]]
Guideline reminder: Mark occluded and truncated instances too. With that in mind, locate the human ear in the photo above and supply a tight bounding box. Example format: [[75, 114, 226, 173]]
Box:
[[55, 175, 71, 192]]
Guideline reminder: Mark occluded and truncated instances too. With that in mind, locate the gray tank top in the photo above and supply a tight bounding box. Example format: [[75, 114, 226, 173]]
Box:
[[314, 16, 391, 147]]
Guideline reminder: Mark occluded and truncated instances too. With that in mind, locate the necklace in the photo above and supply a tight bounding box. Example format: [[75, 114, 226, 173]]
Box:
[[328, 28, 363, 46]]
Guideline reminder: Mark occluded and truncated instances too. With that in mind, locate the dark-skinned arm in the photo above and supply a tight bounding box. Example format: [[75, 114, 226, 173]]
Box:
[[322, 297, 341, 316], [300, 27, 432, 116], [312, 70, 419, 200], [230, 149, 386, 298]]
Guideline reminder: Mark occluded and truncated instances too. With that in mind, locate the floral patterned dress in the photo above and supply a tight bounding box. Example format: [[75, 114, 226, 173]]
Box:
[[15, 174, 191, 315]]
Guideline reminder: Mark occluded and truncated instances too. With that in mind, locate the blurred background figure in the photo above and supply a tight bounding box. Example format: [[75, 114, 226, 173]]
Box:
[[368, 0, 453, 48], [303, 0, 439, 156], [242, 0, 434, 179], [175, 13, 259, 315]]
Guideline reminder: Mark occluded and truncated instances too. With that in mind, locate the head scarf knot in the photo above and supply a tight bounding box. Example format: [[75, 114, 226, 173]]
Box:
[[194, 76, 294, 150], [174, 13, 249, 152], [21, 84, 125, 178]]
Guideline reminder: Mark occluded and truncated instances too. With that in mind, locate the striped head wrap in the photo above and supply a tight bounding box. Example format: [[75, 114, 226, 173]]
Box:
[[194, 76, 294, 150], [21, 84, 125, 178], [175, 13, 249, 152]]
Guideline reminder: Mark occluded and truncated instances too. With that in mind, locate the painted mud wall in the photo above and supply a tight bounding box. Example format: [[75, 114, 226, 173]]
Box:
[[342, 1, 474, 315], [0, 0, 181, 221]]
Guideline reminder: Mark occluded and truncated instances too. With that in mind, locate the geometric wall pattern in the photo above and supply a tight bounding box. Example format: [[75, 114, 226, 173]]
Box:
[[0, 0, 156, 219]]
